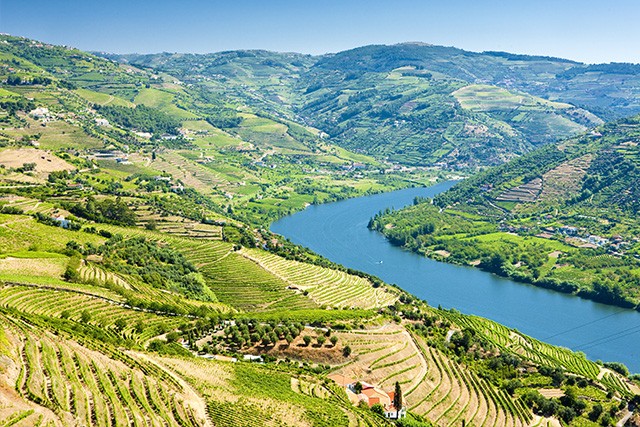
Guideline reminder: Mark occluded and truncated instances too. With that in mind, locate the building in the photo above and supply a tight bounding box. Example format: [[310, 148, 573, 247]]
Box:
[[328, 374, 407, 419], [66, 183, 84, 191], [559, 226, 578, 236], [29, 107, 50, 119]]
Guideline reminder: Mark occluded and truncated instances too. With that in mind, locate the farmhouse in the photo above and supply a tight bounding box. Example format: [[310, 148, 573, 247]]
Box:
[[29, 107, 50, 119], [328, 374, 406, 419], [66, 183, 84, 191]]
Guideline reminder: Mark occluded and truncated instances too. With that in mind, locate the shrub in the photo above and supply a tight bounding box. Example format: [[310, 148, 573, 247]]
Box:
[[370, 403, 384, 415], [342, 345, 352, 357]]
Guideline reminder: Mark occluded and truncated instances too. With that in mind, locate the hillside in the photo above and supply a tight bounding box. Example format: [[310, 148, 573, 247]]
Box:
[[105, 43, 640, 167], [370, 116, 640, 308], [0, 35, 435, 227], [0, 34, 639, 427]]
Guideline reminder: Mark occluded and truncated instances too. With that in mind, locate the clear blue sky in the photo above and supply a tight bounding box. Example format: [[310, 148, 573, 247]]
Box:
[[1, 0, 638, 64]]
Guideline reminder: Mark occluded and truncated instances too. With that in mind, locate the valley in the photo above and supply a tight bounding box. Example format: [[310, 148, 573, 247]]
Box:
[[0, 32, 639, 427]]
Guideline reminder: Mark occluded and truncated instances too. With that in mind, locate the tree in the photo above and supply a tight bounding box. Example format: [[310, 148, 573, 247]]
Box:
[[502, 379, 522, 396], [316, 336, 326, 346], [80, 310, 92, 323], [394, 381, 403, 410], [303, 335, 312, 346], [269, 332, 278, 344], [342, 345, 352, 357], [166, 332, 180, 343], [354, 382, 363, 394], [261, 334, 272, 346], [588, 403, 603, 421], [330, 336, 339, 346], [21, 162, 36, 172], [557, 406, 576, 424], [285, 334, 293, 345]]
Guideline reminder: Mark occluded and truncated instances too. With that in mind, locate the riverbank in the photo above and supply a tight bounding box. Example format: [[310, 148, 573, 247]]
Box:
[[379, 237, 640, 313], [368, 195, 640, 312], [271, 182, 640, 373]]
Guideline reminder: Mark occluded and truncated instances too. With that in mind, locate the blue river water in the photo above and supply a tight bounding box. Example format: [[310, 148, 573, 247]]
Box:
[[271, 181, 640, 373]]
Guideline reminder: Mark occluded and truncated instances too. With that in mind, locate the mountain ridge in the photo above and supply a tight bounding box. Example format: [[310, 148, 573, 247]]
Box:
[[100, 41, 640, 167]]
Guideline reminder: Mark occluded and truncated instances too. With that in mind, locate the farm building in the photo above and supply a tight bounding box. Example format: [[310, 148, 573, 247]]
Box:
[[328, 374, 406, 419], [29, 107, 50, 119]]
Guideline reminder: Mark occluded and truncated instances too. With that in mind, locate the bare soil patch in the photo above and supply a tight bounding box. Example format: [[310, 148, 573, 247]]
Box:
[[0, 148, 75, 176]]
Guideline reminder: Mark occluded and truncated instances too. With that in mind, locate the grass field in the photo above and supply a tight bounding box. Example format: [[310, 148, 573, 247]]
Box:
[[134, 88, 199, 119], [75, 88, 135, 107]]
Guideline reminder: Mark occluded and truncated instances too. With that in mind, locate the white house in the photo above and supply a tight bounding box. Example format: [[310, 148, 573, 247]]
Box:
[[328, 374, 407, 419], [29, 107, 50, 119]]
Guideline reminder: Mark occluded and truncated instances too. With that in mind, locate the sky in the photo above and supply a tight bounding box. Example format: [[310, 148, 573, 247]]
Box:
[[0, 0, 638, 64]]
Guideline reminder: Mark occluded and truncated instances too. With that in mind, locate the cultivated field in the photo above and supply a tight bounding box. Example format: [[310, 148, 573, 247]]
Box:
[[0, 317, 209, 427], [240, 247, 398, 309], [0, 148, 75, 176], [333, 323, 533, 427], [440, 311, 640, 398]]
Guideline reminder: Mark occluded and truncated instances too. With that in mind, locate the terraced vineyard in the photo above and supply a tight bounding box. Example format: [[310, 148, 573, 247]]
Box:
[[152, 152, 230, 195], [0, 316, 209, 427], [538, 154, 592, 203], [409, 335, 532, 427], [334, 324, 532, 427], [0, 195, 58, 216], [240, 248, 398, 309], [100, 227, 394, 312], [92, 226, 309, 311], [134, 205, 222, 240], [154, 356, 388, 427], [439, 310, 640, 398], [495, 178, 542, 203], [201, 251, 317, 311], [78, 262, 131, 289], [0, 284, 184, 343]]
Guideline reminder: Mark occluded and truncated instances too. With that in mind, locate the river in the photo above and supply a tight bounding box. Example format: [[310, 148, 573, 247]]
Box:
[[271, 181, 640, 373]]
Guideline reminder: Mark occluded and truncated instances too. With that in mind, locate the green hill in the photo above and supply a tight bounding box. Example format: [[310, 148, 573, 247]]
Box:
[[371, 116, 640, 308], [104, 42, 640, 168], [0, 34, 638, 426]]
